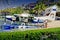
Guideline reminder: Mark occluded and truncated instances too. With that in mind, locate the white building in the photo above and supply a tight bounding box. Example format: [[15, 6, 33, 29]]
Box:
[[45, 5, 60, 20]]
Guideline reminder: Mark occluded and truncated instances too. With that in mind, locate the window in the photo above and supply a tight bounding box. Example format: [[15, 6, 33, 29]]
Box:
[[53, 9, 56, 11], [56, 12, 60, 17]]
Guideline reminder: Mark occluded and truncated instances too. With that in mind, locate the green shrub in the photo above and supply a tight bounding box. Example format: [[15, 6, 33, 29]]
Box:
[[0, 28, 60, 40]]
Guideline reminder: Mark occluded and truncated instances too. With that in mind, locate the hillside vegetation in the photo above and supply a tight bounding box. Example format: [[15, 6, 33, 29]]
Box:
[[0, 7, 24, 15]]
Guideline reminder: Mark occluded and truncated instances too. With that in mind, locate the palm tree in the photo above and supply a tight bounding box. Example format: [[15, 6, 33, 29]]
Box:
[[34, 2, 47, 16]]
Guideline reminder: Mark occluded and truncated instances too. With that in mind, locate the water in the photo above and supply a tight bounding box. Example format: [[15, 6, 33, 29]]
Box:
[[0, 19, 44, 32], [0, 19, 19, 31]]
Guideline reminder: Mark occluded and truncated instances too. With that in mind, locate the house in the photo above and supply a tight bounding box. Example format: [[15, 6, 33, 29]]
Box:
[[45, 5, 60, 20]]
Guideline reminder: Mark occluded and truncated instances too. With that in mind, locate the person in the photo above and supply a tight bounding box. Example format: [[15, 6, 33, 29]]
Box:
[[44, 20, 48, 28], [41, 10, 45, 16], [16, 16, 19, 21], [11, 16, 16, 24]]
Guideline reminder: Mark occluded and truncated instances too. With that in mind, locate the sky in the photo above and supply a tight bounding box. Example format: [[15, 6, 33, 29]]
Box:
[[0, 0, 37, 10]]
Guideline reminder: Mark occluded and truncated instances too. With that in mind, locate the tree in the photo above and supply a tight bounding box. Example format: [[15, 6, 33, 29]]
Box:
[[1, 7, 24, 15], [34, 2, 47, 16]]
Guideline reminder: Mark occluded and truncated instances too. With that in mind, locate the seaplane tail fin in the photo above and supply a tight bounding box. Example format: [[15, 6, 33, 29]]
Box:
[[48, 5, 57, 20]]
